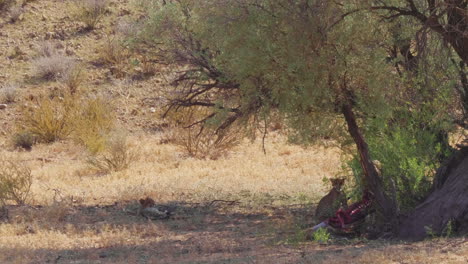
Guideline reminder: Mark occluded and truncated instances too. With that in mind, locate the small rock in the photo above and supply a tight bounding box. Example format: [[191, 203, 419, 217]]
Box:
[[0, 104, 7, 110]]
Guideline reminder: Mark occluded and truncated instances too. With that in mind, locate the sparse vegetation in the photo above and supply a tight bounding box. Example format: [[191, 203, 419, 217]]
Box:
[[0, 159, 32, 205], [71, 0, 107, 30], [58, 63, 84, 94], [12, 131, 35, 150], [71, 96, 115, 153], [86, 131, 137, 173], [20, 96, 74, 143], [98, 35, 128, 66], [0, 83, 18, 103], [166, 107, 243, 159], [32, 52, 77, 81]]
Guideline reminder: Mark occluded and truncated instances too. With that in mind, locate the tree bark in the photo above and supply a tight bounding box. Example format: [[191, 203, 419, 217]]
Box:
[[341, 104, 398, 223], [399, 147, 468, 240]]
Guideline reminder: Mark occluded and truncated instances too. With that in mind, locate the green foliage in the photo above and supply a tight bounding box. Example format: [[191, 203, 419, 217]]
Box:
[[135, 0, 459, 218], [0, 159, 32, 205], [12, 131, 36, 150], [135, 1, 396, 144], [312, 228, 330, 243]]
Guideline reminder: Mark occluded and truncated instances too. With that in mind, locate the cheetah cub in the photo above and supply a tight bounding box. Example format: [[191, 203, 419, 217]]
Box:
[[138, 197, 171, 220], [315, 178, 347, 222]]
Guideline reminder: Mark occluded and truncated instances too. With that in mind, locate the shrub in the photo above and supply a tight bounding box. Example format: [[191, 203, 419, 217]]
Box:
[[8, 5, 23, 23], [173, 125, 241, 160], [72, 0, 108, 30], [32, 53, 76, 81], [0, 83, 18, 103], [0, 159, 33, 205], [87, 132, 137, 173], [59, 63, 85, 94], [20, 96, 74, 143], [312, 227, 330, 243], [167, 106, 243, 159], [71, 96, 115, 153], [98, 36, 129, 65], [12, 131, 36, 150]]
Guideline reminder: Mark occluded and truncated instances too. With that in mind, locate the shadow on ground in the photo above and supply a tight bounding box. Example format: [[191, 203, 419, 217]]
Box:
[[0, 201, 396, 263]]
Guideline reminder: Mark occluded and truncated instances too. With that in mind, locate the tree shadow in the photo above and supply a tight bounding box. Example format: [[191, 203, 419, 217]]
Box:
[[0, 200, 400, 263]]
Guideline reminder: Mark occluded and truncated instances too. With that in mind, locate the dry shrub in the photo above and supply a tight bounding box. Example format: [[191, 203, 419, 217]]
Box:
[[20, 92, 115, 148], [20, 96, 74, 143], [59, 63, 85, 94], [0, 83, 18, 103], [87, 131, 137, 173], [71, 0, 107, 30], [32, 43, 77, 81], [0, 159, 32, 205], [8, 5, 23, 23], [71, 96, 115, 153], [98, 36, 129, 65], [167, 107, 243, 159]]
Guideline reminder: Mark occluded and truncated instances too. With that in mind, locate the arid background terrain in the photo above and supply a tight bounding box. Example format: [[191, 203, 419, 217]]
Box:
[[1, 0, 468, 263]]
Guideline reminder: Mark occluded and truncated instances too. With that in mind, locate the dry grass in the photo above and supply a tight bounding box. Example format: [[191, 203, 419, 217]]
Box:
[[0, 83, 18, 103], [71, 0, 108, 30], [0, 158, 32, 205]]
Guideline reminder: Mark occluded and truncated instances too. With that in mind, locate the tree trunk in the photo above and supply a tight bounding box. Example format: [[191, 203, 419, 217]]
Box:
[[399, 147, 468, 240], [341, 104, 398, 223]]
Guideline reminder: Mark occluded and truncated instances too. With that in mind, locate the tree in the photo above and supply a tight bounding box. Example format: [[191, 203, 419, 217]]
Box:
[[365, 0, 468, 126], [134, 0, 462, 239], [361, 0, 468, 240]]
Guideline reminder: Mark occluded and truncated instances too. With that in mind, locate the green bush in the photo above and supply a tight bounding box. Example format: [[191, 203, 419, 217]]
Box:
[[312, 228, 330, 243], [348, 108, 453, 212], [12, 131, 36, 150], [0, 159, 32, 205]]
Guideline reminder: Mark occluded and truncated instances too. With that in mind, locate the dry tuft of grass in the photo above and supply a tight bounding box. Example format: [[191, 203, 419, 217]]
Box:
[[59, 63, 85, 95], [0, 83, 18, 103], [20, 96, 74, 143], [98, 35, 129, 66], [71, 96, 115, 153], [0, 158, 32, 205], [87, 131, 137, 173], [71, 0, 108, 30], [32, 43, 77, 81]]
